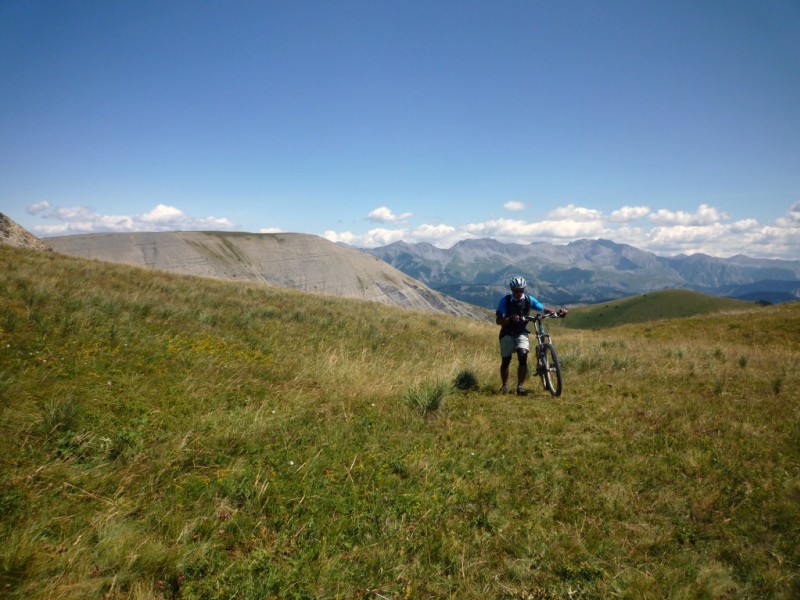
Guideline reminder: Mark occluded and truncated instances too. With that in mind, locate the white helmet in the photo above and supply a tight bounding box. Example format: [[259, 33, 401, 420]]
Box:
[[509, 276, 526, 290]]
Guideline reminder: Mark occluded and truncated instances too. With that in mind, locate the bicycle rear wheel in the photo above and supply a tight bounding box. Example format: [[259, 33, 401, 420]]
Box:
[[539, 342, 563, 397]]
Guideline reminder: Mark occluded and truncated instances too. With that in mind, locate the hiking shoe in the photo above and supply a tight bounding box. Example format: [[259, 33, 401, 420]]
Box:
[[516, 386, 529, 396], [500, 386, 508, 394]]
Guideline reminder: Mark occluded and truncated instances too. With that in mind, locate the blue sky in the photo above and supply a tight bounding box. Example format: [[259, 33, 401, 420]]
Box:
[[2, 1, 799, 259]]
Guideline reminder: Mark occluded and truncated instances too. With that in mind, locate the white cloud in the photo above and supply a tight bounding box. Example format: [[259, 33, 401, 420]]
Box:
[[650, 203, 729, 226], [465, 217, 604, 241], [325, 228, 407, 247], [259, 227, 283, 234], [645, 218, 786, 257], [609, 205, 651, 223], [546, 203, 603, 222], [366, 206, 413, 223], [325, 223, 462, 248], [141, 204, 184, 223], [729, 218, 759, 233], [323, 230, 358, 245], [26, 201, 51, 215], [776, 201, 800, 226], [28, 202, 237, 236], [503, 201, 525, 211]]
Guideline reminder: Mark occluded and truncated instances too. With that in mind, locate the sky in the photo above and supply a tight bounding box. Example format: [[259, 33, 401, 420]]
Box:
[[2, 0, 799, 260]]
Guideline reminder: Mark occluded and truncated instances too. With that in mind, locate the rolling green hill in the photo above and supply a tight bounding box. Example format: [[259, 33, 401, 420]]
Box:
[[560, 289, 757, 329], [2, 245, 799, 599]]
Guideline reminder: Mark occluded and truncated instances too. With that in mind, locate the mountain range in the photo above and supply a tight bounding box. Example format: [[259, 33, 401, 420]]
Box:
[[3, 211, 797, 312], [364, 238, 800, 308]]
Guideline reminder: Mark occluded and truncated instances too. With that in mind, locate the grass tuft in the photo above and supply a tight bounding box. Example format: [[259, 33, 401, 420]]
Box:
[[407, 381, 448, 415], [39, 395, 82, 436]]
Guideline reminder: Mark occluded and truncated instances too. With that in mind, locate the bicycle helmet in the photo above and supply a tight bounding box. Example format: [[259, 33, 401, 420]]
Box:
[[509, 276, 526, 290]]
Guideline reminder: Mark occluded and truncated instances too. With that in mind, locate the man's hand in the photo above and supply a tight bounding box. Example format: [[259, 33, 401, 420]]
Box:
[[557, 308, 568, 318]]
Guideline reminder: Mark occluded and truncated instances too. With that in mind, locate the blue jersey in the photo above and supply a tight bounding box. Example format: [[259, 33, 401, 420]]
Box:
[[496, 293, 545, 337], [496, 293, 545, 317]]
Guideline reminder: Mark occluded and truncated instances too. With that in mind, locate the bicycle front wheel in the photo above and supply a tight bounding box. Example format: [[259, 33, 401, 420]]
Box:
[[539, 342, 563, 397]]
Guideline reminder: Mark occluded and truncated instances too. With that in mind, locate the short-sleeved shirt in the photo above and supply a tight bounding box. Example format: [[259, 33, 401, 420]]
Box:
[[496, 293, 545, 338]]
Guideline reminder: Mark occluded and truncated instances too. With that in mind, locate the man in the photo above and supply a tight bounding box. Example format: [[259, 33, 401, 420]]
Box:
[[495, 276, 567, 395]]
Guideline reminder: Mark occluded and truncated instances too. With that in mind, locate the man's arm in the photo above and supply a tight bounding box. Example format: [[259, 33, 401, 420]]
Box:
[[528, 294, 545, 313], [529, 294, 568, 317]]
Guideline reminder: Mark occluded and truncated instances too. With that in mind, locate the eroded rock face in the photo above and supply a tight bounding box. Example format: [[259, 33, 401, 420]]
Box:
[[47, 231, 488, 319], [0, 213, 51, 252]]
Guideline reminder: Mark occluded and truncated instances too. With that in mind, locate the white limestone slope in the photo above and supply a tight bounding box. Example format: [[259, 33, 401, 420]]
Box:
[[47, 231, 488, 319]]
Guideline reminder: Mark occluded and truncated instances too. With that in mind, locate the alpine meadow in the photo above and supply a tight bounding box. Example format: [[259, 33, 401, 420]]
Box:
[[1, 245, 799, 599]]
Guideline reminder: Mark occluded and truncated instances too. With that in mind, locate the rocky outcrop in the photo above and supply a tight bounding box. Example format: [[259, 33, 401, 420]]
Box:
[[0, 213, 51, 251], [47, 231, 488, 319]]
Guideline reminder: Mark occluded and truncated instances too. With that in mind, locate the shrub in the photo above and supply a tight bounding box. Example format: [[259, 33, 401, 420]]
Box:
[[453, 369, 479, 391]]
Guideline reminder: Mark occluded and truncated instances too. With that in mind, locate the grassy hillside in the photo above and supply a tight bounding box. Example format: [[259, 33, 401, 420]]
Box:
[[2, 246, 799, 599], [560, 289, 756, 329]]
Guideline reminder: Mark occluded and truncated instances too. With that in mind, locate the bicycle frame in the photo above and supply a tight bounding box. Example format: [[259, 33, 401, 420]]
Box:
[[530, 313, 554, 348], [527, 313, 563, 397]]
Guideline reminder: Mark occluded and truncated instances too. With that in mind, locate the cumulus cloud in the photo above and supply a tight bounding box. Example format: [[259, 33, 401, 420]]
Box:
[[27, 201, 51, 215], [325, 223, 463, 248], [464, 217, 604, 241], [28, 202, 237, 236], [141, 204, 184, 223], [609, 205, 651, 223], [259, 227, 283, 234], [650, 203, 729, 226], [503, 201, 526, 211], [366, 206, 413, 223], [644, 217, 791, 257], [776, 201, 800, 226], [546, 203, 603, 222]]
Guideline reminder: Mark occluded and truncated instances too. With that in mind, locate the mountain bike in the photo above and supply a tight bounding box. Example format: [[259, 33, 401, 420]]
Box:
[[525, 313, 564, 397]]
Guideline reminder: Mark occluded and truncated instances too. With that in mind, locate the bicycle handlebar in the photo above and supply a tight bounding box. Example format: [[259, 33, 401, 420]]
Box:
[[524, 312, 565, 322]]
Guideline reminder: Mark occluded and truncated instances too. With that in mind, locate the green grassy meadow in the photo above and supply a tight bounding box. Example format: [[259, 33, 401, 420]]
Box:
[[1, 245, 799, 599], [560, 289, 755, 330]]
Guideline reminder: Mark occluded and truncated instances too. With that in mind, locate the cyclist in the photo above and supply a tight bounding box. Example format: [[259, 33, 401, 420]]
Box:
[[496, 276, 566, 395]]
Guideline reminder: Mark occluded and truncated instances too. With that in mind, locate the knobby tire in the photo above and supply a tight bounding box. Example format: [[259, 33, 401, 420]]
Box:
[[539, 342, 563, 397]]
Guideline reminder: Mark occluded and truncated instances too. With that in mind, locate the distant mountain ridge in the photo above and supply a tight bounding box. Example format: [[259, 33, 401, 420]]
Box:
[[364, 238, 800, 308]]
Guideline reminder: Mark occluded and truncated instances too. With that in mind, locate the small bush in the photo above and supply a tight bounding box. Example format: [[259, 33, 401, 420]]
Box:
[[453, 369, 479, 391]]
